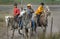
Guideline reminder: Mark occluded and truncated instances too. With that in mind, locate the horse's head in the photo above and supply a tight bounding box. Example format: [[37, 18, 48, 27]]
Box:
[[5, 16, 14, 26], [44, 5, 51, 17]]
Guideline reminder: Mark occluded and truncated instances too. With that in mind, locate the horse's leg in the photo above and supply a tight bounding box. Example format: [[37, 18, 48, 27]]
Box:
[[7, 23, 9, 39], [11, 29, 15, 39], [25, 28, 29, 39], [31, 27, 33, 35], [18, 27, 24, 37], [18, 28, 21, 34], [7, 20, 12, 39], [42, 26, 46, 32], [42, 26, 46, 39]]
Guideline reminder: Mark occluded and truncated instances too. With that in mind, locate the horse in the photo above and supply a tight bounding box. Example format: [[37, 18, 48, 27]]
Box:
[[29, 6, 51, 39], [5, 10, 25, 39], [39, 5, 51, 32], [5, 9, 33, 39], [5, 16, 15, 39]]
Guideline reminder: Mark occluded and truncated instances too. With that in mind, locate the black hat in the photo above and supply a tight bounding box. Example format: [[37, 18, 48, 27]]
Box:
[[14, 3, 17, 6], [40, 2, 44, 5]]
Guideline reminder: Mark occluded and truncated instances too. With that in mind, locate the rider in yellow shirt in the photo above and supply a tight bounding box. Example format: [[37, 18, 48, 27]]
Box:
[[35, 2, 44, 26], [35, 5, 44, 15]]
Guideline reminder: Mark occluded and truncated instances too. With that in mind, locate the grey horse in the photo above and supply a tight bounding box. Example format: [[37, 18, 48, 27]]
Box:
[[5, 9, 32, 39]]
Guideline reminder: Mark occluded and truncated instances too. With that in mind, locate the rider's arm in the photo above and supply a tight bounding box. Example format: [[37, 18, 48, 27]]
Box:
[[16, 9, 20, 16], [13, 8, 20, 16], [30, 8, 34, 13]]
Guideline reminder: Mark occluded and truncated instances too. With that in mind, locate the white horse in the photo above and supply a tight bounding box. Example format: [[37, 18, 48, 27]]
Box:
[[5, 9, 32, 39], [5, 9, 25, 38]]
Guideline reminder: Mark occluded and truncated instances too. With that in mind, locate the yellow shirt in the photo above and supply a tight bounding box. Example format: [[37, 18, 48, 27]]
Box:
[[35, 5, 44, 15]]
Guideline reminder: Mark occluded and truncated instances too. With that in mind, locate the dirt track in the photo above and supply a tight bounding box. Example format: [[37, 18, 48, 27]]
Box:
[[0, 5, 60, 39]]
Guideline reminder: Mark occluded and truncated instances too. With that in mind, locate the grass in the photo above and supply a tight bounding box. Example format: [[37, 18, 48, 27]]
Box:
[[37, 31, 60, 39], [46, 33, 60, 39]]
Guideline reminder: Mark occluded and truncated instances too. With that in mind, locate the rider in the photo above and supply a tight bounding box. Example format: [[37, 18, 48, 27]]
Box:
[[26, 4, 34, 19], [13, 3, 20, 22], [19, 5, 24, 29], [35, 2, 44, 26]]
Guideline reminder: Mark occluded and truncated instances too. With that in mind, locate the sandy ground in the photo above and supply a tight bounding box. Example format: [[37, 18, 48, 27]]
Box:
[[0, 5, 60, 39]]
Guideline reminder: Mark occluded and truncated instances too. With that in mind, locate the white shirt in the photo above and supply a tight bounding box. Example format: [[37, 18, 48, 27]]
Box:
[[19, 10, 26, 17]]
